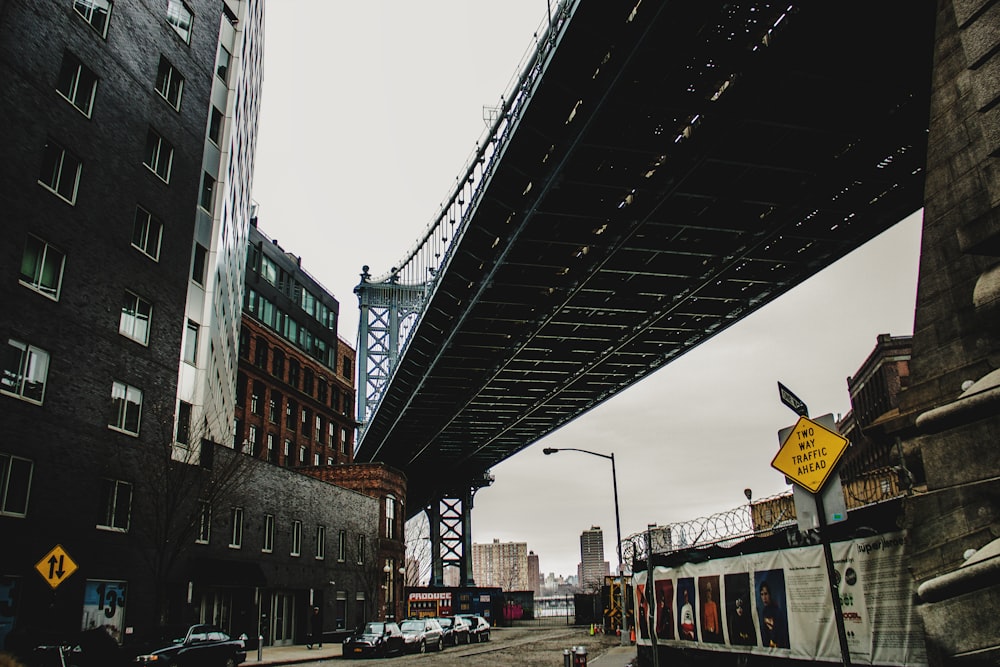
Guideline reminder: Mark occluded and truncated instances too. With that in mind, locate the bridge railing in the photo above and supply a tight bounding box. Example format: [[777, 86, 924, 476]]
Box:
[[355, 0, 578, 433]]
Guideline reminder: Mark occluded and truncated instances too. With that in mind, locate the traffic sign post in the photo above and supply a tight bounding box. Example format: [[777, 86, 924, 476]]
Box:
[[34, 545, 78, 590], [773, 413, 853, 667]]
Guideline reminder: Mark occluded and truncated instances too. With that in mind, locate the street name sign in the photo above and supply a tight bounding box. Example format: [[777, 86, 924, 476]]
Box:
[[772, 415, 849, 493], [777, 381, 809, 417], [34, 544, 78, 590]]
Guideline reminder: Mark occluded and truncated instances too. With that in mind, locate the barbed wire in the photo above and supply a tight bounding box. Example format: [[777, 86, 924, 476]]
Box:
[[622, 469, 907, 565]]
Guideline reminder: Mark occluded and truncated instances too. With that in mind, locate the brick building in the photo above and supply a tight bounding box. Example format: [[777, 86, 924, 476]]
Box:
[[235, 221, 356, 468], [0, 1, 387, 655]]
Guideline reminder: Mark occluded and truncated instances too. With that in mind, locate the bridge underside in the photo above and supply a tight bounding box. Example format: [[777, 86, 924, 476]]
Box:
[[357, 0, 935, 514]]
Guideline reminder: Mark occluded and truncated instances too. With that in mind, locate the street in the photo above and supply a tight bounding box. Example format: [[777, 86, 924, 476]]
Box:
[[280, 625, 629, 667]]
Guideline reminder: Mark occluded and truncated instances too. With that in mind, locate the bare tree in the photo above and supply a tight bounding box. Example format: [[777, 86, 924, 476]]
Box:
[[111, 401, 254, 624], [404, 513, 431, 587]]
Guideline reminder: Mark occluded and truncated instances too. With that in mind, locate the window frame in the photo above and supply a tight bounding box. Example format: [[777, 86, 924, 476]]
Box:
[[356, 534, 365, 565], [118, 290, 152, 346], [0, 453, 34, 518], [315, 525, 326, 561], [38, 138, 82, 204], [131, 206, 163, 260], [196, 500, 211, 544], [230, 507, 244, 549], [19, 234, 65, 301], [337, 529, 346, 562], [56, 51, 98, 117], [183, 320, 199, 365], [262, 513, 274, 553], [108, 380, 142, 436], [166, 0, 193, 44], [96, 478, 132, 532], [143, 128, 173, 183], [73, 0, 113, 38], [154, 55, 184, 110], [291, 520, 302, 557], [2, 339, 50, 405]]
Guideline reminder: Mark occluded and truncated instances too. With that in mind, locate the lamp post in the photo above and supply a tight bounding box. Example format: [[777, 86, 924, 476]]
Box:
[[543, 447, 628, 646]]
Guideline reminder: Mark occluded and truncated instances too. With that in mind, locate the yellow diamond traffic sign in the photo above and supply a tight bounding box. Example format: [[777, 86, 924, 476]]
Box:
[[34, 544, 78, 590], [771, 415, 849, 494]]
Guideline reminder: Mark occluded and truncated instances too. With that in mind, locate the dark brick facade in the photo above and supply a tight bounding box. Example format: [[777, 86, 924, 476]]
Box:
[[0, 1, 382, 655]]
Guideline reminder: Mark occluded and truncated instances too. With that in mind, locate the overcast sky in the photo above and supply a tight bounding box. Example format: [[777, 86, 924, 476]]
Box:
[[251, 1, 923, 580]]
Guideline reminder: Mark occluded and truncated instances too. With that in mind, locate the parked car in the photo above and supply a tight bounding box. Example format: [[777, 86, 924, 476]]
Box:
[[434, 616, 470, 646], [457, 614, 490, 642], [130, 624, 246, 667], [342, 621, 404, 658], [398, 618, 444, 653]]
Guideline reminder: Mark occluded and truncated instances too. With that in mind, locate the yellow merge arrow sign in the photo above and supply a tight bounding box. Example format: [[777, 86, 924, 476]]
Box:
[[771, 416, 849, 494], [34, 544, 79, 590]]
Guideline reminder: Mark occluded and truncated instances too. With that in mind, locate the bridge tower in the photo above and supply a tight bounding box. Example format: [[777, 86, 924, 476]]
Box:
[[427, 472, 493, 587], [354, 266, 427, 432]]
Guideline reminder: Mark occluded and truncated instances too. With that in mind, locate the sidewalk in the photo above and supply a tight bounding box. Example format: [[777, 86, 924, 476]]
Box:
[[250, 643, 341, 665]]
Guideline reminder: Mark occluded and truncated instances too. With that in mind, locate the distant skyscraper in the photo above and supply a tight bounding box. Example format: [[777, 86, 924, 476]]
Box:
[[528, 551, 541, 596], [579, 526, 610, 590]]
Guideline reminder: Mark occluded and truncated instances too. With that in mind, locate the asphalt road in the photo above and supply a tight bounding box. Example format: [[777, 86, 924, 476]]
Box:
[[301, 625, 630, 666]]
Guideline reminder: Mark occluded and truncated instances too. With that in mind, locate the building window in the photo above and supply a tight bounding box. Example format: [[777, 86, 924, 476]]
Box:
[[337, 529, 346, 562], [97, 479, 132, 532], [0, 454, 34, 518], [183, 320, 199, 364], [285, 401, 295, 428], [191, 243, 207, 286], [268, 397, 278, 423], [176, 400, 192, 445], [119, 291, 152, 345], [315, 415, 322, 443], [263, 514, 274, 553], [341, 427, 350, 455], [342, 355, 352, 380], [2, 340, 50, 405], [38, 139, 82, 203], [56, 51, 98, 116], [298, 445, 306, 465], [154, 55, 184, 110], [196, 500, 211, 543], [109, 380, 142, 435], [288, 359, 300, 389], [199, 172, 215, 212], [316, 525, 326, 560], [254, 339, 267, 369], [208, 106, 224, 145], [166, 0, 192, 43], [266, 433, 275, 461], [73, 0, 112, 37], [216, 44, 231, 84], [230, 507, 243, 548], [143, 128, 173, 182], [303, 368, 314, 396], [131, 206, 162, 260], [247, 424, 258, 455], [271, 349, 284, 379], [291, 520, 301, 556], [385, 496, 396, 540], [356, 535, 365, 565], [19, 235, 65, 301]]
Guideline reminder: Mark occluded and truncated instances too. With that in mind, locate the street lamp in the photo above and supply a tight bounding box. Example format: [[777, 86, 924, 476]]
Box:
[[543, 447, 628, 646]]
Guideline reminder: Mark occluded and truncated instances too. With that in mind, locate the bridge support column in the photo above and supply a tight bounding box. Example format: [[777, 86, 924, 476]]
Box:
[[428, 474, 493, 588], [895, 2, 1000, 664]]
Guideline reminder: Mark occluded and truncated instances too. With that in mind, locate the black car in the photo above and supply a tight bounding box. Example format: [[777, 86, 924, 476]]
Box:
[[130, 624, 246, 667], [435, 616, 470, 646], [342, 622, 404, 658], [457, 615, 490, 643]]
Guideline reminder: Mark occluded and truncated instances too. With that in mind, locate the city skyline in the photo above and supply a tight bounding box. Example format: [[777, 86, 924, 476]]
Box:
[[252, 2, 923, 579]]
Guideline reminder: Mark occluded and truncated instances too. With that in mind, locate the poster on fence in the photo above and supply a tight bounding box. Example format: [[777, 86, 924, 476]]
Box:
[[632, 532, 927, 666]]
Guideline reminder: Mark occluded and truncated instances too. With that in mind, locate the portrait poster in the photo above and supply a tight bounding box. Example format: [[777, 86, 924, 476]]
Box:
[[632, 532, 927, 666]]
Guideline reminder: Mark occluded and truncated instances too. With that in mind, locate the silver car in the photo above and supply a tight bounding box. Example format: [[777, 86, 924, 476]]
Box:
[[399, 618, 445, 653]]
